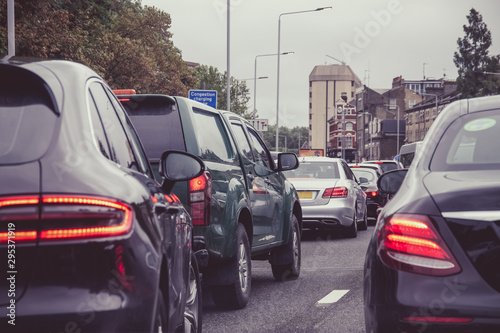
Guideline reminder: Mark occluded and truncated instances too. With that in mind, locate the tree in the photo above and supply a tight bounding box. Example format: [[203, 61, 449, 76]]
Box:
[[0, 0, 197, 96], [453, 8, 500, 97], [193, 64, 250, 116]]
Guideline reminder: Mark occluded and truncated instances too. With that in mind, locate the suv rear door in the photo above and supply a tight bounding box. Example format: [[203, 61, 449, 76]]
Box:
[[226, 116, 284, 248]]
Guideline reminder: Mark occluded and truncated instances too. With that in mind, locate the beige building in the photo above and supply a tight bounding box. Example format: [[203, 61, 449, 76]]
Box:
[[308, 65, 362, 155]]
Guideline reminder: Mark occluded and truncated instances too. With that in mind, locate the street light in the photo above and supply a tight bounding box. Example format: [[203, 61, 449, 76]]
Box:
[[359, 112, 373, 160], [384, 104, 401, 156], [421, 92, 439, 118], [275, 6, 332, 151], [254, 52, 293, 119]]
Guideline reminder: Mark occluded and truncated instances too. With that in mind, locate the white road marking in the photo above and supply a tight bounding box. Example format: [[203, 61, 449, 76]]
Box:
[[317, 289, 349, 305]]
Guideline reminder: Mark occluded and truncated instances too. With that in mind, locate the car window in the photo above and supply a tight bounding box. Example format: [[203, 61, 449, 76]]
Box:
[[431, 111, 500, 171], [342, 162, 355, 180], [351, 169, 376, 183], [88, 82, 140, 172], [284, 161, 339, 179], [192, 108, 234, 162], [87, 91, 112, 160], [122, 96, 186, 160], [230, 121, 254, 161], [247, 127, 272, 169], [105, 88, 153, 178], [0, 72, 58, 164]]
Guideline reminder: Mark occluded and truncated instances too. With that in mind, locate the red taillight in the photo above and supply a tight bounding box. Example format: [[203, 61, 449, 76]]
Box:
[[323, 187, 348, 198], [0, 195, 133, 242], [40, 195, 132, 240], [189, 172, 211, 226], [403, 316, 472, 324], [366, 190, 378, 197], [0, 196, 39, 242], [113, 89, 136, 95], [378, 214, 461, 276], [374, 161, 384, 164]]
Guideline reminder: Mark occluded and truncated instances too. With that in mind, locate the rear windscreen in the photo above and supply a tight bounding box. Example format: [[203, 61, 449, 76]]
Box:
[[121, 96, 185, 160], [0, 66, 58, 164], [284, 161, 340, 179]]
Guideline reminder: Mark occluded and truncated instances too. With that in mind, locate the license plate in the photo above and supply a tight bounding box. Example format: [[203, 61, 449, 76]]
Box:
[[298, 191, 313, 199]]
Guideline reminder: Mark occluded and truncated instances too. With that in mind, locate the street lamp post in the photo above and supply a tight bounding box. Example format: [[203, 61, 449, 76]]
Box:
[[359, 112, 373, 160], [275, 7, 332, 151], [254, 52, 293, 120], [384, 104, 401, 156], [421, 92, 439, 118]]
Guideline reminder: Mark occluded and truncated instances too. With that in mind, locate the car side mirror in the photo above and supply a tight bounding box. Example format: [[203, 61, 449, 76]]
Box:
[[277, 153, 299, 171], [377, 169, 408, 195], [160, 150, 205, 193]]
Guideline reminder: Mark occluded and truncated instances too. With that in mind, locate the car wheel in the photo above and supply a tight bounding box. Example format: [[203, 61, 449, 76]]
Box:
[[211, 224, 251, 310], [153, 290, 167, 333], [271, 214, 301, 281], [345, 209, 358, 238], [183, 253, 202, 333], [358, 205, 368, 231]]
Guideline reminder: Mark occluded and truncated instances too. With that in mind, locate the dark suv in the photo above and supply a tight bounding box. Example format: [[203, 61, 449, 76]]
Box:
[[118, 93, 302, 309], [0, 60, 204, 332]]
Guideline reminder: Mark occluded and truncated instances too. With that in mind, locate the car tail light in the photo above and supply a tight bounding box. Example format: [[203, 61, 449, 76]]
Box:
[[0, 195, 133, 243], [378, 214, 461, 276], [0, 196, 40, 242], [366, 190, 378, 197], [189, 172, 211, 226], [403, 316, 472, 324], [323, 187, 348, 198]]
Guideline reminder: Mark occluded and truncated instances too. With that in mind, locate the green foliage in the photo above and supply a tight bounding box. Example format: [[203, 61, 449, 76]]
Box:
[[0, 0, 196, 96], [193, 64, 250, 116], [453, 8, 500, 97], [260, 124, 308, 154]]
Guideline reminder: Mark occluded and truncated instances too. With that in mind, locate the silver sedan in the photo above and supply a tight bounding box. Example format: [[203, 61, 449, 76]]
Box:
[[283, 157, 367, 238]]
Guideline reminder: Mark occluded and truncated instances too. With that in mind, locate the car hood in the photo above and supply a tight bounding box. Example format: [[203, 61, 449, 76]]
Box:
[[423, 170, 500, 215]]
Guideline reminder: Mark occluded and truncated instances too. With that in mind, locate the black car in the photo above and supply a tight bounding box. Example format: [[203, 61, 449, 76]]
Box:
[[364, 95, 500, 332], [0, 59, 204, 332]]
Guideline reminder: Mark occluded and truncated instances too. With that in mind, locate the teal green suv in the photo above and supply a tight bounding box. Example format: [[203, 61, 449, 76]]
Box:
[[118, 93, 302, 309]]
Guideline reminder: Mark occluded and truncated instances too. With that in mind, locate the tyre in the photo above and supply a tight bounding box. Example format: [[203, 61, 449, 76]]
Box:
[[183, 253, 202, 333], [211, 224, 251, 310], [153, 290, 167, 333], [358, 205, 368, 231], [345, 210, 358, 238], [271, 214, 301, 281]]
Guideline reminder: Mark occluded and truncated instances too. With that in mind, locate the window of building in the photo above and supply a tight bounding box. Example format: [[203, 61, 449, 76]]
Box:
[[309, 81, 312, 87], [409, 99, 416, 108], [389, 98, 397, 109], [309, 91, 312, 98], [346, 136, 353, 148], [309, 102, 312, 109], [346, 122, 353, 131]]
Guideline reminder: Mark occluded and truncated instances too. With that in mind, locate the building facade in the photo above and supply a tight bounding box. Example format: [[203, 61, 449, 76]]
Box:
[[308, 65, 362, 156]]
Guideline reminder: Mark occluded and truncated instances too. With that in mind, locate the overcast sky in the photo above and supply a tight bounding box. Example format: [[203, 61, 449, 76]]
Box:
[[142, 0, 500, 129]]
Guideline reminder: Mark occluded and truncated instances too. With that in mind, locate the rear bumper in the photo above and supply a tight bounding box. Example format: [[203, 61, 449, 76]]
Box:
[[301, 204, 354, 229]]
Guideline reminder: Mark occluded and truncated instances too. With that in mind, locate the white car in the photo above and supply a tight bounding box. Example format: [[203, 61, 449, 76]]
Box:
[[283, 157, 368, 238]]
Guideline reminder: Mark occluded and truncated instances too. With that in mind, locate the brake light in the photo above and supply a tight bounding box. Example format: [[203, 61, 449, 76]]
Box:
[[40, 195, 132, 240], [374, 161, 384, 164], [113, 89, 136, 95], [189, 172, 211, 226], [366, 190, 378, 197], [323, 187, 348, 198], [0, 195, 133, 242], [0, 196, 39, 242], [403, 317, 472, 324], [378, 214, 461, 276]]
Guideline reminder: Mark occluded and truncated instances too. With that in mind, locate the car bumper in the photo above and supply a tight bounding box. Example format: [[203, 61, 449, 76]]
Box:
[[301, 203, 354, 230]]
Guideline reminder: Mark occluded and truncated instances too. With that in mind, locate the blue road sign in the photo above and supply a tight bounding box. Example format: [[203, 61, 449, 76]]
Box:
[[189, 90, 217, 109]]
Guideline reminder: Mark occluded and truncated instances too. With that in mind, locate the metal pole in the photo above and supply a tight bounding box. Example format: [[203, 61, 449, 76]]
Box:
[[275, 7, 331, 152], [342, 104, 345, 160], [254, 52, 292, 120], [226, 0, 230, 111], [396, 105, 400, 156], [7, 0, 15, 58]]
